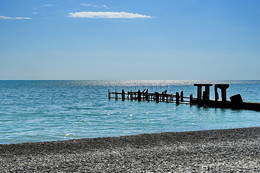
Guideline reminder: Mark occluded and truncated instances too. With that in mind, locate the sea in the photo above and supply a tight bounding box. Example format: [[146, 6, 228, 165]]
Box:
[[0, 80, 259, 144]]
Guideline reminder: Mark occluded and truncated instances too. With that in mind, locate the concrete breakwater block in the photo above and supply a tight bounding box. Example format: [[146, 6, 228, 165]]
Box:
[[230, 94, 243, 104]]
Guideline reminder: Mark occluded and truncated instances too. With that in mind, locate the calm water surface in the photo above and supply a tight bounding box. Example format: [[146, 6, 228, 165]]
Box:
[[0, 80, 259, 144]]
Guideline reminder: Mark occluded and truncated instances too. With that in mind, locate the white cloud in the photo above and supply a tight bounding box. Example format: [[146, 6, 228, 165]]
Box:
[[81, 3, 109, 9], [68, 12, 152, 19], [0, 16, 32, 20]]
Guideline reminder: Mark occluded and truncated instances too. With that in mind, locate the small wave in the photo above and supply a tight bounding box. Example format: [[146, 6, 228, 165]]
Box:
[[81, 113, 101, 116], [64, 133, 78, 138], [65, 106, 94, 110]]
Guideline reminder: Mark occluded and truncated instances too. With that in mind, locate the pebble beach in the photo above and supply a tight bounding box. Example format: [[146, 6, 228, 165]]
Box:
[[0, 127, 259, 172]]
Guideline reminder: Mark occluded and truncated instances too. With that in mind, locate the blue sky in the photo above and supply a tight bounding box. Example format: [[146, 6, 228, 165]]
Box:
[[0, 0, 259, 80]]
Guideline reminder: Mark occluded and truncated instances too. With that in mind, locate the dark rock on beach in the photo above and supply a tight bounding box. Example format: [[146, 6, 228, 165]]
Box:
[[0, 127, 259, 172]]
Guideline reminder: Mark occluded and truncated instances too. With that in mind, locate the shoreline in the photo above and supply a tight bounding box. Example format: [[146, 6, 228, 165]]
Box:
[[1, 127, 259, 172]]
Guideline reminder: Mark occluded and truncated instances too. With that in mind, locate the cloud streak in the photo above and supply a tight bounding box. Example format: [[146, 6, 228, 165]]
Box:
[[0, 16, 32, 20], [68, 12, 152, 19], [33, 4, 53, 11], [81, 3, 109, 9]]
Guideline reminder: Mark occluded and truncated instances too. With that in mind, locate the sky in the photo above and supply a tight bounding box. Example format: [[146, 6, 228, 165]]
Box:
[[0, 0, 259, 80]]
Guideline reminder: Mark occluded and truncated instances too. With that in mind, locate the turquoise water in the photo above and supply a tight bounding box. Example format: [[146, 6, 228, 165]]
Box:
[[0, 80, 259, 144]]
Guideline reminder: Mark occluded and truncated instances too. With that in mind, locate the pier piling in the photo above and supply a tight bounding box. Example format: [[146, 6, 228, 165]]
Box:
[[190, 94, 193, 102], [115, 90, 118, 100], [108, 89, 189, 104], [176, 92, 180, 104], [181, 91, 184, 102], [122, 90, 125, 101], [155, 92, 159, 103], [108, 89, 111, 99], [137, 90, 141, 102], [145, 89, 149, 101]]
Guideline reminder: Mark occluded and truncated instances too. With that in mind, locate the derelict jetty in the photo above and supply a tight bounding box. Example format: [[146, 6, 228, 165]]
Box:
[[108, 83, 260, 111]]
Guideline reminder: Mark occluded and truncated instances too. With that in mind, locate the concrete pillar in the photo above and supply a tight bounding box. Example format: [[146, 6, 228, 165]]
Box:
[[205, 86, 210, 100], [197, 86, 202, 100], [203, 91, 207, 101], [221, 88, 227, 102], [215, 84, 229, 102], [214, 85, 218, 101]]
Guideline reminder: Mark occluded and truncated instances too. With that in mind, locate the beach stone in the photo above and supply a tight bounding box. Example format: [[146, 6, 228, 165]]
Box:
[[0, 127, 259, 172]]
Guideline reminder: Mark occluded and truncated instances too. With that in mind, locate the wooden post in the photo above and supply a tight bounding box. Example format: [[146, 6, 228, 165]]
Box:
[[115, 90, 118, 100], [155, 92, 159, 103], [180, 91, 184, 102], [122, 89, 125, 101], [176, 92, 180, 104], [190, 94, 193, 102], [145, 89, 149, 101], [162, 93, 165, 102], [137, 90, 141, 102], [129, 91, 132, 100], [108, 89, 111, 99]]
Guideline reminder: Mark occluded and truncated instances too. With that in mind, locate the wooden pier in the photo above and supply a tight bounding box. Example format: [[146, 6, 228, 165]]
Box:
[[108, 83, 260, 111], [108, 89, 189, 104]]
